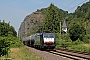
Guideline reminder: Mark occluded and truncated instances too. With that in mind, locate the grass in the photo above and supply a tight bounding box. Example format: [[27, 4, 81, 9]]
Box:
[[0, 37, 44, 60], [67, 44, 90, 53], [56, 37, 90, 53], [55, 33, 90, 53], [83, 44, 90, 48], [1, 46, 44, 60]]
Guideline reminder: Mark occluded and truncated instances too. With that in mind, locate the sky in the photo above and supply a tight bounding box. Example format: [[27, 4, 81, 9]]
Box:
[[0, 0, 89, 33]]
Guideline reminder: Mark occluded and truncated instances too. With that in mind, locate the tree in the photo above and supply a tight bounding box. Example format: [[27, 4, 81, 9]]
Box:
[[0, 21, 17, 37], [69, 23, 86, 41], [0, 21, 8, 36], [43, 3, 60, 33], [0, 21, 17, 57], [8, 26, 17, 37]]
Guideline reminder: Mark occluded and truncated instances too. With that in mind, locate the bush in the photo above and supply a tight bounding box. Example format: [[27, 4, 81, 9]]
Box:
[[55, 33, 72, 48], [8, 37, 23, 48], [55, 32, 90, 53], [0, 36, 23, 57], [61, 34, 72, 42], [82, 35, 90, 43], [73, 39, 84, 45], [67, 44, 90, 53], [69, 23, 86, 41], [0, 37, 10, 57]]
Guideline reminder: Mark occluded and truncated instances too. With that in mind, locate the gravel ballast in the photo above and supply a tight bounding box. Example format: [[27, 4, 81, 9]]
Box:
[[25, 46, 69, 60]]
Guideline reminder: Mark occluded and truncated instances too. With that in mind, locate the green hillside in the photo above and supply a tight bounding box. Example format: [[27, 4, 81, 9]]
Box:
[[18, 1, 90, 53], [67, 1, 90, 34], [33, 1, 90, 34], [19, 1, 90, 37]]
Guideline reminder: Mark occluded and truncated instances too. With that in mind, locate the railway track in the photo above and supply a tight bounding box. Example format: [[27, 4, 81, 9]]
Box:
[[47, 48, 90, 60], [25, 46, 90, 60]]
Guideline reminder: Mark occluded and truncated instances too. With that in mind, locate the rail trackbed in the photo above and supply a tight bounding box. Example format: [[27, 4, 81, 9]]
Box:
[[47, 48, 90, 60]]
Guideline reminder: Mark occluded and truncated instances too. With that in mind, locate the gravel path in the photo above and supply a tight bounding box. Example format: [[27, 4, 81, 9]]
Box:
[[25, 46, 69, 60]]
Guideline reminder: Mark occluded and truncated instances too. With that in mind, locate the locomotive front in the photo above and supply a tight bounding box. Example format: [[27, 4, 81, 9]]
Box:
[[42, 33, 55, 49]]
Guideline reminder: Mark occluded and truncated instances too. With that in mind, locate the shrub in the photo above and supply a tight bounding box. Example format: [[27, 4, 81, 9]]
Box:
[[73, 39, 84, 45], [61, 34, 72, 42], [67, 44, 90, 53], [0, 37, 10, 57], [55, 33, 72, 48], [69, 23, 86, 41], [8, 37, 23, 48]]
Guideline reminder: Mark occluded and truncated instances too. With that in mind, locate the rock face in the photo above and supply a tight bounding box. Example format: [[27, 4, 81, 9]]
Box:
[[18, 12, 44, 38], [18, 6, 68, 38]]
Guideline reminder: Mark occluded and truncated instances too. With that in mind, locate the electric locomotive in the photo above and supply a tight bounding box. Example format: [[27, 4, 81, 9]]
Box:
[[34, 33, 55, 49], [22, 32, 56, 49]]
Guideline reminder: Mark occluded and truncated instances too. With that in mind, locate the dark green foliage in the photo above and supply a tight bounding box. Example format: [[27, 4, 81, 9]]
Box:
[[36, 1, 90, 53], [27, 3, 68, 35], [8, 26, 17, 37], [43, 3, 60, 33], [67, 44, 90, 53], [49, 1, 90, 42], [36, 8, 47, 14], [0, 36, 22, 57], [0, 21, 8, 36], [0, 37, 10, 57], [0, 20, 17, 37], [72, 39, 84, 45], [34, 3, 68, 33], [0, 20, 18, 57], [86, 28, 90, 34], [69, 23, 86, 41], [55, 33, 72, 48], [67, 1, 90, 31], [9, 37, 23, 48], [61, 34, 71, 42]]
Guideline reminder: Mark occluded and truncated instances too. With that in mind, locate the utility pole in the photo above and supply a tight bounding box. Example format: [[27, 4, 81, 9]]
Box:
[[60, 22, 61, 40]]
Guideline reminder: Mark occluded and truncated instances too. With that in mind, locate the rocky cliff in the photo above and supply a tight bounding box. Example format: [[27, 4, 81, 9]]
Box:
[[18, 12, 44, 37]]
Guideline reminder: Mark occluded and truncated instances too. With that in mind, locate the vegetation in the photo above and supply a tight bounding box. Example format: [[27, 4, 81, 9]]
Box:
[[0, 20, 44, 60], [0, 20, 17, 37], [1, 47, 44, 60], [0, 20, 17, 57], [0, 37, 10, 57], [50, 1, 90, 53], [26, 3, 68, 34], [56, 33, 90, 53], [43, 3, 60, 33], [69, 23, 86, 41], [40, 3, 68, 33], [67, 1, 90, 30], [26, 1, 90, 53]]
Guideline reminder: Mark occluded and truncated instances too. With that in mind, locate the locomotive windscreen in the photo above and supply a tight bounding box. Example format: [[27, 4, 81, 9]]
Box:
[[43, 33, 54, 38]]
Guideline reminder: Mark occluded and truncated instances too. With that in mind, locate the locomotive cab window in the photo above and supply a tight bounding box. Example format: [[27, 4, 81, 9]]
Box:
[[43, 34, 54, 38]]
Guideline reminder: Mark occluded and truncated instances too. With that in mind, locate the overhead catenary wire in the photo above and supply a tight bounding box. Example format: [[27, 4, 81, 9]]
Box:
[[68, 0, 88, 11], [64, 0, 77, 9]]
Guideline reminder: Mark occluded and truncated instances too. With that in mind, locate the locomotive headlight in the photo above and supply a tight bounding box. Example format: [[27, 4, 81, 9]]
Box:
[[44, 38, 54, 43]]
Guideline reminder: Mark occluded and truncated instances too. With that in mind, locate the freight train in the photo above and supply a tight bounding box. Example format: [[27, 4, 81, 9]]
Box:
[[22, 32, 56, 49]]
